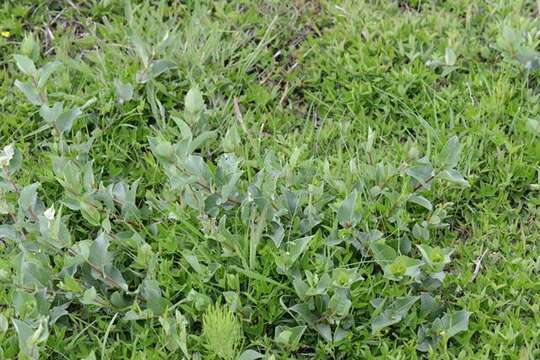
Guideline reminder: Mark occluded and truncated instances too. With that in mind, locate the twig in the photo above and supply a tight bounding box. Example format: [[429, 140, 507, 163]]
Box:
[[469, 249, 488, 283], [67, 248, 124, 290], [413, 173, 435, 192], [172, 162, 241, 206]]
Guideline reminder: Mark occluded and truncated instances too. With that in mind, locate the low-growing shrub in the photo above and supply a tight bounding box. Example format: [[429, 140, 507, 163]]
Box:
[[0, 31, 471, 359]]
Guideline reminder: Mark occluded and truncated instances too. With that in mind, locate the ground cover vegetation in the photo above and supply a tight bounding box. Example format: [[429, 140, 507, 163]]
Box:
[[0, 0, 538, 359]]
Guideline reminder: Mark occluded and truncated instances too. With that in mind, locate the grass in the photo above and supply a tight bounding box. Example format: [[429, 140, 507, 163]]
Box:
[[0, 0, 539, 359]]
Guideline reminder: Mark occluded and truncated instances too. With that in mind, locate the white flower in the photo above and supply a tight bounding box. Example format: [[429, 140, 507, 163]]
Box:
[[44, 206, 55, 221], [0, 144, 14, 167]]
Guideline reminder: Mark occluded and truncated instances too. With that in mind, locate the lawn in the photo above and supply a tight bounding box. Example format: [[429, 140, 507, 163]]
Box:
[[0, 0, 538, 359]]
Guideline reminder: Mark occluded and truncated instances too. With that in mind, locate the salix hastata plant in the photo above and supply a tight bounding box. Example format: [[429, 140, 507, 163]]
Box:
[[1, 53, 167, 359], [149, 90, 471, 350], [2, 36, 470, 358]]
